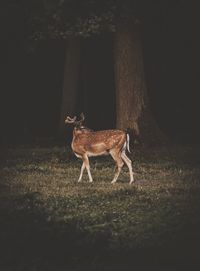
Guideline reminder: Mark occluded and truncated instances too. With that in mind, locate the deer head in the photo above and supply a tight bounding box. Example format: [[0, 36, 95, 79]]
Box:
[[65, 113, 85, 126]]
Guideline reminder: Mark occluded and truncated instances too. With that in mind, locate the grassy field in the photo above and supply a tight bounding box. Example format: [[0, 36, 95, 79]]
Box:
[[0, 144, 200, 271]]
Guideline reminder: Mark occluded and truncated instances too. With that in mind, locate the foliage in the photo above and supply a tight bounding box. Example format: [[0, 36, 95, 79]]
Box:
[[0, 0, 177, 39], [0, 145, 200, 270]]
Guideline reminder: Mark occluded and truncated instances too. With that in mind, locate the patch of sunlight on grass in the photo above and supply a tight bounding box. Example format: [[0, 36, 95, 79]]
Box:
[[0, 145, 200, 270]]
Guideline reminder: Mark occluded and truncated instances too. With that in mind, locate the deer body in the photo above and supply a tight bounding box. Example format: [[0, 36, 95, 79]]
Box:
[[72, 129, 125, 157], [65, 115, 134, 184]]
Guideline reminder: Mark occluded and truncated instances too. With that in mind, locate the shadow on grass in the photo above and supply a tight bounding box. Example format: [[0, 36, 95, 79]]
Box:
[[0, 191, 200, 271]]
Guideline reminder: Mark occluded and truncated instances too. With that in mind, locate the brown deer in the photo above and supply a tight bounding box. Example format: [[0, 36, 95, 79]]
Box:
[[65, 113, 134, 184]]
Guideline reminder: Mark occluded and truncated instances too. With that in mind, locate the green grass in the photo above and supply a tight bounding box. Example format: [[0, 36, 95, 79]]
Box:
[[0, 145, 200, 270]]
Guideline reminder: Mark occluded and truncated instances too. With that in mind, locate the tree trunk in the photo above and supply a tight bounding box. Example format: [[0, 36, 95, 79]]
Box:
[[114, 19, 165, 145], [59, 37, 80, 135]]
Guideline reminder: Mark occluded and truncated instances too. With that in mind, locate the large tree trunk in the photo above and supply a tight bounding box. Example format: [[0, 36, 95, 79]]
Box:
[[59, 37, 80, 135], [114, 19, 165, 145]]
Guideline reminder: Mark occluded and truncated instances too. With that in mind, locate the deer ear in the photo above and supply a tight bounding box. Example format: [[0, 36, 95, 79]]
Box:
[[80, 112, 85, 120]]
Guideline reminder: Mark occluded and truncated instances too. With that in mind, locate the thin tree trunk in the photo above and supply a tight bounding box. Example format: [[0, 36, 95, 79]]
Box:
[[59, 37, 80, 135], [114, 19, 165, 145]]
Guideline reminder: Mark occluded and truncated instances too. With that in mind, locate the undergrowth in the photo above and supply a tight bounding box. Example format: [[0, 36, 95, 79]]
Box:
[[0, 145, 200, 270]]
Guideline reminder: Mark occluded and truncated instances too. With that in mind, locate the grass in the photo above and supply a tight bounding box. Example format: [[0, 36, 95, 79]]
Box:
[[0, 144, 200, 270]]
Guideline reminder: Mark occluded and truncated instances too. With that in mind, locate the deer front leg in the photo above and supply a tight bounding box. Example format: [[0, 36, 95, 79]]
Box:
[[78, 162, 85, 182], [83, 154, 93, 183]]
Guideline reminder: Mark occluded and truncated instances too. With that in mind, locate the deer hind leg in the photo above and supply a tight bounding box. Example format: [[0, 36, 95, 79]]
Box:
[[121, 151, 134, 184], [110, 150, 124, 184], [82, 154, 93, 183]]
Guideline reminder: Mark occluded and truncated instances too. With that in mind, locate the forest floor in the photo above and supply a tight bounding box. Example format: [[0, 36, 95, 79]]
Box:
[[0, 144, 200, 271]]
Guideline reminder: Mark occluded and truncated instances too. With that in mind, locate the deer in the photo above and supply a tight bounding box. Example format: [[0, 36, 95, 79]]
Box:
[[65, 113, 134, 184]]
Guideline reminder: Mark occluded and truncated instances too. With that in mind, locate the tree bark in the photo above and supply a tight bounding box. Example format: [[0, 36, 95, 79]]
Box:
[[59, 37, 80, 135], [114, 19, 165, 145]]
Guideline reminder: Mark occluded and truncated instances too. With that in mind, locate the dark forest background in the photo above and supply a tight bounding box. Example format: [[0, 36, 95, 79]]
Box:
[[1, 3, 200, 271], [0, 1, 199, 145]]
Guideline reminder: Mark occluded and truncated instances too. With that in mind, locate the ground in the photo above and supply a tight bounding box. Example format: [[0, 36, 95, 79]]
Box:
[[0, 144, 200, 271]]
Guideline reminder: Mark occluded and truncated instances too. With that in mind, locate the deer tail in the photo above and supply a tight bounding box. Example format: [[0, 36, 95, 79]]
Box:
[[126, 133, 131, 153]]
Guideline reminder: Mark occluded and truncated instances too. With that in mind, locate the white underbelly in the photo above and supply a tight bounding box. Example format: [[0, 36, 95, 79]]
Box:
[[74, 153, 82, 158], [86, 151, 109, 157]]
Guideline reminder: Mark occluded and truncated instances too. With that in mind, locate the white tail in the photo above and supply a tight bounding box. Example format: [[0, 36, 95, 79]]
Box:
[[65, 114, 134, 184], [126, 133, 131, 153]]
